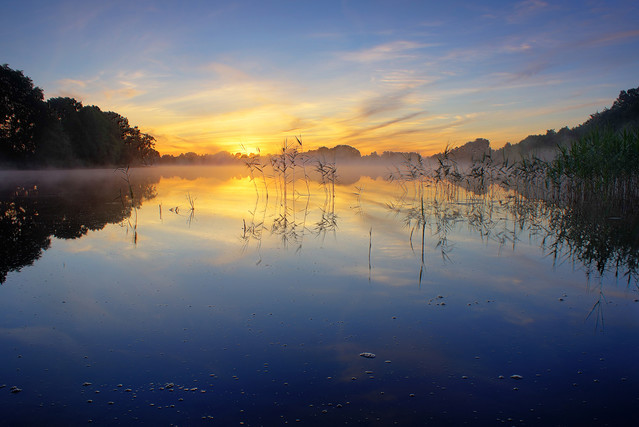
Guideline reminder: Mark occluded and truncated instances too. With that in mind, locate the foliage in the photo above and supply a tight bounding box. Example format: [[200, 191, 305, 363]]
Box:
[[580, 88, 639, 134], [0, 65, 159, 168], [493, 86, 639, 161], [0, 64, 46, 163], [550, 128, 639, 210]]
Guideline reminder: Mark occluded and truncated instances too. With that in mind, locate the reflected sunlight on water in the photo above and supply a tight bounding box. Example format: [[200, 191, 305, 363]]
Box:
[[0, 166, 637, 425]]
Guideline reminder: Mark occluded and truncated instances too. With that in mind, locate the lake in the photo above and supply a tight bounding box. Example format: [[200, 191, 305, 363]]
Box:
[[0, 165, 637, 425]]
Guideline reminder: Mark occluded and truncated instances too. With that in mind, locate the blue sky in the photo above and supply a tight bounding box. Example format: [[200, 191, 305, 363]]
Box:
[[2, 0, 638, 155]]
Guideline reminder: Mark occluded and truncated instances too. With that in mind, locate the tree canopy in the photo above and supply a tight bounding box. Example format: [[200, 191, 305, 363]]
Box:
[[1, 64, 159, 168], [0, 64, 45, 161]]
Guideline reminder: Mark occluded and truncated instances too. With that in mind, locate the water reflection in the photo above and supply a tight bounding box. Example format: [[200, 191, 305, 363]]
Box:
[[0, 169, 159, 283], [2, 166, 636, 290], [1, 165, 637, 425], [382, 169, 639, 288]]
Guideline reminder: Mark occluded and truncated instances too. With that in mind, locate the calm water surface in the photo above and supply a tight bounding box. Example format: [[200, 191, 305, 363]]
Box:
[[0, 166, 637, 425]]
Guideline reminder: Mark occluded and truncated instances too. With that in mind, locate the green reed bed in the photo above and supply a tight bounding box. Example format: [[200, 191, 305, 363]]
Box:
[[550, 128, 639, 211]]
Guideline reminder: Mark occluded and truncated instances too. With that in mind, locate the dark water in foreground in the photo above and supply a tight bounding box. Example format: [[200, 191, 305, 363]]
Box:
[[0, 166, 637, 425]]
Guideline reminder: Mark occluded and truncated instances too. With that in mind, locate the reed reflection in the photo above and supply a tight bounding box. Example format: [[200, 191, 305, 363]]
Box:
[[240, 138, 340, 256], [388, 151, 639, 287], [384, 155, 638, 329]]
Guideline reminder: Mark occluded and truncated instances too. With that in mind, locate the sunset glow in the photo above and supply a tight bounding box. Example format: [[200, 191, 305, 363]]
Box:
[[2, 0, 638, 155]]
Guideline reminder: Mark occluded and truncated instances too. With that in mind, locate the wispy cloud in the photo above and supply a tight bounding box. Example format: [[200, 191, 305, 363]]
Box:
[[496, 60, 552, 84], [200, 62, 253, 82], [341, 40, 434, 63], [345, 111, 426, 139], [576, 29, 639, 48], [357, 89, 414, 119], [103, 86, 143, 100], [54, 1, 113, 33], [377, 69, 435, 89], [58, 78, 88, 88], [507, 0, 550, 23]]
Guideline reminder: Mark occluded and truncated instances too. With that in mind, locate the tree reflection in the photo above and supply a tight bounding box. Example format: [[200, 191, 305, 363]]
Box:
[[0, 170, 158, 283]]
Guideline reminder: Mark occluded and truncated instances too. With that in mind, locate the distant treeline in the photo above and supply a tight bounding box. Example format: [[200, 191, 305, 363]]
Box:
[[495, 87, 639, 161], [1, 64, 159, 168], [157, 144, 420, 166]]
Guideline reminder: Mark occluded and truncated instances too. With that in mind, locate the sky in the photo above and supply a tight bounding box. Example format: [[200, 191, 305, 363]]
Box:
[[1, 0, 638, 156]]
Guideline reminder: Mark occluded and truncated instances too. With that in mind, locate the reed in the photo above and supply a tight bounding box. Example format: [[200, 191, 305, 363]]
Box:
[[550, 128, 639, 210], [115, 166, 138, 245], [384, 128, 639, 287]]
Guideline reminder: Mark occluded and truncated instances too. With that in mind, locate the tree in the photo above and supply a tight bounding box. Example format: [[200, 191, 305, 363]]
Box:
[[34, 97, 83, 166], [105, 111, 159, 165], [74, 105, 122, 164], [47, 96, 83, 120], [0, 64, 46, 162], [1, 66, 160, 167]]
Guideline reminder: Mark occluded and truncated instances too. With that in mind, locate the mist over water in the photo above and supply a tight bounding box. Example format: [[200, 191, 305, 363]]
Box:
[[0, 165, 637, 425]]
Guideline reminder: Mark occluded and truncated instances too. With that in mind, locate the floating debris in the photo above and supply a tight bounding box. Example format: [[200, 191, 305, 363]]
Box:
[[82, 382, 92, 387], [10, 386, 22, 393], [359, 352, 376, 359], [510, 375, 523, 380]]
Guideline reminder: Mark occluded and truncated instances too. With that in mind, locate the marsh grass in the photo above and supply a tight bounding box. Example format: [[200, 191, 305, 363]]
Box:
[[115, 166, 138, 244], [239, 137, 339, 255], [550, 128, 639, 210], [385, 128, 639, 288]]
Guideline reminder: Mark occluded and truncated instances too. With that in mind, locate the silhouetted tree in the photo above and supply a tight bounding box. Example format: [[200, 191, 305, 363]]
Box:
[[74, 105, 122, 164], [579, 87, 639, 135], [105, 111, 159, 165], [2, 65, 159, 168], [0, 64, 46, 163]]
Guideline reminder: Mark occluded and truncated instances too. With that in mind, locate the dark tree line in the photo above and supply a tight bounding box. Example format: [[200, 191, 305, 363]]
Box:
[[1, 64, 159, 168], [494, 87, 639, 161]]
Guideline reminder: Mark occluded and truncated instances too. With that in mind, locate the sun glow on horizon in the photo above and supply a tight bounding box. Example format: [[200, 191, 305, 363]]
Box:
[[3, 1, 636, 157]]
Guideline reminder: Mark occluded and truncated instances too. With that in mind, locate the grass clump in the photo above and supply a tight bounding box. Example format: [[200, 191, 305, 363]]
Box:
[[550, 128, 639, 209]]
